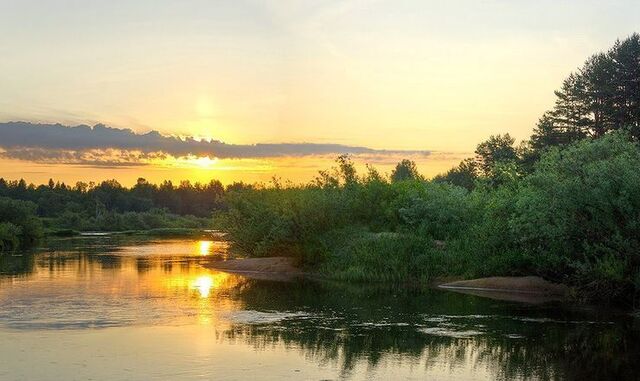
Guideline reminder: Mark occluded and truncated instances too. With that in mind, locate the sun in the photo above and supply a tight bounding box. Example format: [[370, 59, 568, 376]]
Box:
[[192, 156, 218, 168]]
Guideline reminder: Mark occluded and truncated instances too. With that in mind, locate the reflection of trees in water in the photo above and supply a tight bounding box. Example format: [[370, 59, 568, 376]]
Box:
[[0, 252, 35, 276], [0, 242, 126, 277], [30, 252, 123, 275], [136, 257, 152, 273], [223, 280, 640, 380], [0, 237, 218, 277]]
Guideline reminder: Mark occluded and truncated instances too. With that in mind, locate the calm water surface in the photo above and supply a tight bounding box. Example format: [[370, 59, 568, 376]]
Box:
[[0, 237, 638, 381]]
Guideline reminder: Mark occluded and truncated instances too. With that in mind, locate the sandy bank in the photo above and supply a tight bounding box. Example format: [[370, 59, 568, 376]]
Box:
[[438, 276, 568, 296], [203, 257, 303, 279]]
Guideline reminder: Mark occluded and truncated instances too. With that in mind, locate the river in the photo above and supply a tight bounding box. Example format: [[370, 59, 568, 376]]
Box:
[[0, 237, 638, 380]]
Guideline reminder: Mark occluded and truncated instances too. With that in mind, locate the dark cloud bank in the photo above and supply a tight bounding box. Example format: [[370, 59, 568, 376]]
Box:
[[0, 122, 429, 164]]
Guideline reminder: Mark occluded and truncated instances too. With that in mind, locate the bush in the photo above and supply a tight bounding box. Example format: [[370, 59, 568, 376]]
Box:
[[219, 187, 350, 259], [0, 197, 43, 251], [508, 132, 640, 300], [317, 229, 447, 282], [397, 182, 473, 240], [0, 222, 21, 251]]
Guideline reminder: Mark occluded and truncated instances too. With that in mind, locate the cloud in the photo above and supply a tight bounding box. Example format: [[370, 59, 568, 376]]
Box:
[[0, 122, 430, 165]]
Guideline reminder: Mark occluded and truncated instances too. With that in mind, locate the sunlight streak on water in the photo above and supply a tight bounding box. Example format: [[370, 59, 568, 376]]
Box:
[[191, 275, 213, 298], [198, 240, 212, 256]]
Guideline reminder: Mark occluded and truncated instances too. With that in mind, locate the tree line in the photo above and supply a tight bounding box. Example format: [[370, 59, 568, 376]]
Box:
[[0, 177, 227, 218], [0, 177, 236, 248]]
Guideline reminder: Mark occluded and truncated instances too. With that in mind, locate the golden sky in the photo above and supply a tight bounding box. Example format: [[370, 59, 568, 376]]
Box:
[[1, 1, 639, 185]]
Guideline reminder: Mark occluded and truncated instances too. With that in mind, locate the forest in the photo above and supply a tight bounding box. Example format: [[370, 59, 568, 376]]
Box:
[[0, 176, 231, 242], [2, 34, 639, 305]]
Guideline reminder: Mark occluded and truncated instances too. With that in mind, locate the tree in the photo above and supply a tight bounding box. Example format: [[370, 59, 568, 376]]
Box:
[[474, 134, 518, 178], [531, 34, 640, 146], [433, 158, 478, 190], [391, 159, 421, 182], [363, 164, 385, 184], [336, 154, 357, 186]]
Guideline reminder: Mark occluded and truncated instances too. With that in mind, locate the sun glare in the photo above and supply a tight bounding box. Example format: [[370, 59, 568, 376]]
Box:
[[193, 156, 218, 168], [167, 155, 220, 169], [191, 275, 214, 298], [198, 240, 212, 256]]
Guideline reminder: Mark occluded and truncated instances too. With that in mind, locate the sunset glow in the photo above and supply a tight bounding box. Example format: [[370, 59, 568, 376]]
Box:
[[1, 1, 638, 184]]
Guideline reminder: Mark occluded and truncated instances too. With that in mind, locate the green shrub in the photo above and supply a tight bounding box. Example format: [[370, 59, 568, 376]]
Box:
[[0, 197, 43, 251], [397, 182, 473, 240], [508, 132, 640, 300], [0, 222, 21, 251], [317, 228, 446, 282]]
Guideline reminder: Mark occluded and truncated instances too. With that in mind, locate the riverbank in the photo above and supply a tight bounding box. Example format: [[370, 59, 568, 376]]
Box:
[[437, 276, 569, 303], [204, 257, 304, 281], [204, 256, 572, 300], [438, 276, 569, 295]]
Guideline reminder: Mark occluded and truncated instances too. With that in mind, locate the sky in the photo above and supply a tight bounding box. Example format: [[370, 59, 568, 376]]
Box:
[[0, 0, 639, 185]]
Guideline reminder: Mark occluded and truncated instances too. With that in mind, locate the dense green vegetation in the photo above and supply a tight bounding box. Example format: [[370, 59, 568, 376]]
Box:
[[220, 34, 640, 305], [221, 132, 640, 304], [0, 177, 225, 218], [0, 197, 43, 251], [0, 177, 228, 242]]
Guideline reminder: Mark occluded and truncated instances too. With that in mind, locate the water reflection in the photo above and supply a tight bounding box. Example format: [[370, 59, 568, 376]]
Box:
[[0, 237, 639, 380], [0, 237, 243, 330], [198, 240, 212, 256]]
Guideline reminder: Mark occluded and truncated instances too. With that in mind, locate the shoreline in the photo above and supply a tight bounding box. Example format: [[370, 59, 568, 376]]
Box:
[[204, 257, 570, 302], [203, 256, 304, 280]]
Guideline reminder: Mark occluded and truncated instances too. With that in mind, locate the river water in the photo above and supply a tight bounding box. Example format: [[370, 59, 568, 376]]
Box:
[[0, 237, 638, 381]]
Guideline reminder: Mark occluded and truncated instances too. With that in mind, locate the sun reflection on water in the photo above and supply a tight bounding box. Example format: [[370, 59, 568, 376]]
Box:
[[191, 275, 214, 298], [198, 240, 212, 256]]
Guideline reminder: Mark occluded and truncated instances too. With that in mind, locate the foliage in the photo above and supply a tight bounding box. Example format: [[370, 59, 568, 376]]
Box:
[[0, 197, 43, 251], [433, 158, 478, 190], [219, 159, 477, 277], [390, 159, 422, 182], [528, 33, 640, 149], [0, 177, 224, 233], [0, 177, 226, 219], [396, 182, 473, 240], [509, 133, 640, 300], [50, 208, 210, 232], [221, 131, 640, 305], [474, 133, 519, 178]]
